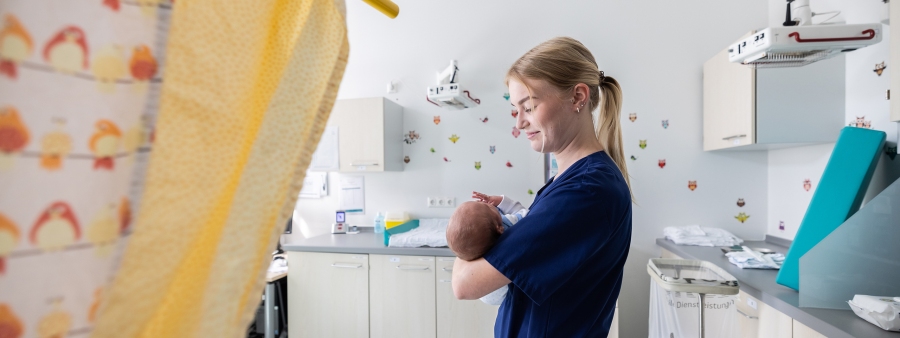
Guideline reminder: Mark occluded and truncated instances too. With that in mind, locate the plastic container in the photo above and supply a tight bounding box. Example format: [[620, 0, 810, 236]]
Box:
[[647, 258, 739, 338], [374, 212, 385, 234], [384, 212, 410, 229]]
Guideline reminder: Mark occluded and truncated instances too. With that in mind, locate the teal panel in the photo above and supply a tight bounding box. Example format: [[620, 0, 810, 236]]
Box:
[[776, 127, 885, 291], [383, 219, 420, 246]]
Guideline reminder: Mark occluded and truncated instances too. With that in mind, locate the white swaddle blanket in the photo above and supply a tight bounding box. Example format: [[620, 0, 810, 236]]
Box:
[[388, 218, 449, 248], [664, 225, 743, 247]]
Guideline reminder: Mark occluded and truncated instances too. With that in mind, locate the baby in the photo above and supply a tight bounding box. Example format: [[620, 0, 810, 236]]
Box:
[[446, 191, 529, 305]]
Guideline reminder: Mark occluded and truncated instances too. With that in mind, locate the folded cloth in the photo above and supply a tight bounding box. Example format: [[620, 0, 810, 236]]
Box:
[[480, 285, 508, 305], [664, 225, 743, 247], [726, 246, 783, 269], [388, 218, 449, 248]]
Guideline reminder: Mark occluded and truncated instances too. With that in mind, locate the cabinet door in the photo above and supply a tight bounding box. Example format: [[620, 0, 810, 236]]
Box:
[[370, 254, 436, 338], [288, 252, 369, 338], [703, 45, 756, 151], [757, 299, 792, 338], [793, 320, 827, 338], [331, 97, 385, 172], [736, 291, 760, 338], [436, 257, 498, 338], [893, 0, 900, 122]]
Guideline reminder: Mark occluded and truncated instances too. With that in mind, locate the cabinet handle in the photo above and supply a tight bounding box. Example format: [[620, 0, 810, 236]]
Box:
[[350, 161, 380, 166], [737, 309, 758, 320], [722, 134, 747, 140], [331, 263, 363, 269], [396, 265, 430, 271], [441, 267, 453, 272]]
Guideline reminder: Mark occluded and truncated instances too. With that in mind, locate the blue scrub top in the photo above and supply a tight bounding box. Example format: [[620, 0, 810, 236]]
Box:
[[483, 151, 632, 338]]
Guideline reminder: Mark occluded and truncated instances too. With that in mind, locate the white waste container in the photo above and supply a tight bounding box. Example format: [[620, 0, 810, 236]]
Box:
[[648, 259, 740, 338]]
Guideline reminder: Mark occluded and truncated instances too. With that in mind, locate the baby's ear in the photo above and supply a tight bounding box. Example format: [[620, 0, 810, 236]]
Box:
[[496, 222, 505, 234]]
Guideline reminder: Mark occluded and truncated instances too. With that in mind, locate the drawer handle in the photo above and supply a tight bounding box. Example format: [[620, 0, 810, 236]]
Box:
[[737, 309, 758, 320], [722, 134, 747, 140], [397, 265, 430, 271], [441, 267, 452, 272], [331, 263, 363, 269], [350, 161, 380, 166]]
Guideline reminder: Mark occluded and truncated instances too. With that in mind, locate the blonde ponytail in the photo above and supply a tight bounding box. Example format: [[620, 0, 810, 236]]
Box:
[[506, 37, 633, 199]]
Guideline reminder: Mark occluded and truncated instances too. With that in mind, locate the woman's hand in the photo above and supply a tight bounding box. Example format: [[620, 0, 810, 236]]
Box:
[[472, 191, 503, 207]]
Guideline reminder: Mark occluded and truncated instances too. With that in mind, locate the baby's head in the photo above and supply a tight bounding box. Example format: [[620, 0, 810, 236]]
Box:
[[446, 201, 504, 261]]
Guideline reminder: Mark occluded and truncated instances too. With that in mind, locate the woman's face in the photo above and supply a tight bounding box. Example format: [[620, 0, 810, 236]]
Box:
[[508, 78, 580, 154]]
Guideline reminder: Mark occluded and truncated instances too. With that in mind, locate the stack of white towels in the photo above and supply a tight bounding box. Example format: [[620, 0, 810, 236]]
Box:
[[725, 246, 784, 270], [663, 225, 743, 247]]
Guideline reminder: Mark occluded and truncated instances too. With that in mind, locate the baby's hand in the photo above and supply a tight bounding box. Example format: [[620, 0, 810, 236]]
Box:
[[472, 191, 502, 207]]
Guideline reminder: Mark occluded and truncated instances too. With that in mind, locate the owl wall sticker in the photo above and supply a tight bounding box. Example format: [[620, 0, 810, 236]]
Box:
[[687, 181, 697, 191], [803, 179, 812, 191], [737, 198, 745, 207], [474, 161, 481, 170], [628, 113, 637, 122], [639, 140, 647, 149], [403, 131, 419, 144], [511, 110, 518, 118], [658, 159, 666, 168], [433, 116, 441, 125], [403, 156, 410, 163], [661, 120, 669, 129], [511, 127, 520, 138], [874, 62, 887, 76], [779, 221, 785, 231], [489, 146, 495, 154]]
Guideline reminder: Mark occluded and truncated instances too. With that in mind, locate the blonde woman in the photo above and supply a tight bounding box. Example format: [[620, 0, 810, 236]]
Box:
[[452, 37, 632, 337]]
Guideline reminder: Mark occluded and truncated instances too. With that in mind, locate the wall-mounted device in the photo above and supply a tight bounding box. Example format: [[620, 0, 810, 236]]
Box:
[[331, 210, 347, 234], [426, 60, 481, 110], [729, 0, 881, 68]]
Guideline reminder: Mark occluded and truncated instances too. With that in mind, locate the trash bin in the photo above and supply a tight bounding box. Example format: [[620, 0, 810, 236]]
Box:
[[648, 259, 740, 338]]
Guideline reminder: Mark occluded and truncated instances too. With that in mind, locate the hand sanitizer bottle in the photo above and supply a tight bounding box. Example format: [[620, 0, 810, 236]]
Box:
[[374, 212, 385, 234]]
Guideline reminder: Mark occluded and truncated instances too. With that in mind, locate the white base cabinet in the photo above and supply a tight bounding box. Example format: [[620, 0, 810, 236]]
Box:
[[369, 254, 436, 338], [288, 252, 370, 338], [436, 257, 499, 338]]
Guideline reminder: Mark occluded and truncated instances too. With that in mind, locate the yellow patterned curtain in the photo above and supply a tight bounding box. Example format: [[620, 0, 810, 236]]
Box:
[[88, 0, 348, 337]]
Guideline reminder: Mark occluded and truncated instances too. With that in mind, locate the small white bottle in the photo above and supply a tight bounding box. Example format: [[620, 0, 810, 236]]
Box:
[[374, 212, 385, 234]]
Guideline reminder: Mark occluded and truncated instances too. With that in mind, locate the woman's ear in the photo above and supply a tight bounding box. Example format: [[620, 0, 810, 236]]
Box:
[[572, 83, 591, 109]]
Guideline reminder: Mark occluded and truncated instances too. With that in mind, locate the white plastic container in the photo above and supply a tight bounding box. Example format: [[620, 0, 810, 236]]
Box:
[[648, 259, 740, 338]]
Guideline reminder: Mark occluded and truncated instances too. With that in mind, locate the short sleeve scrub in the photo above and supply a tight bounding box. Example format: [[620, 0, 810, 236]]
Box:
[[483, 151, 632, 338]]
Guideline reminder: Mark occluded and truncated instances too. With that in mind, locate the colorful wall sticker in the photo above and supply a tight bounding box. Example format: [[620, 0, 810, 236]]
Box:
[[103, 0, 121, 11], [0, 212, 20, 275], [511, 127, 520, 138], [661, 120, 669, 129], [628, 113, 637, 122], [0, 106, 30, 169], [474, 161, 481, 170], [506, 161, 513, 168], [0, 303, 24, 338], [511, 110, 518, 118], [30, 201, 80, 252], [687, 181, 697, 191], [43, 26, 89, 74], [40, 119, 73, 171], [658, 159, 666, 168], [874, 62, 887, 76], [479, 117, 488, 123], [803, 179, 812, 191], [90, 119, 122, 170], [639, 140, 647, 149], [0, 14, 34, 79], [130, 45, 158, 90], [433, 116, 441, 125], [86, 204, 118, 256], [37, 300, 72, 338], [737, 198, 745, 207], [489, 145, 495, 154], [630, 155, 637, 161], [91, 44, 126, 93], [443, 157, 450, 162], [403, 130, 419, 144], [735, 212, 750, 223], [448, 134, 459, 143], [527, 189, 534, 195], [403, 156, 410, 163], [503, 92, 510, 100], [885, 145, 897, 160], [779, 221, 785, 231], [429, 147, 435, 153], [849, 116, 872, 129]]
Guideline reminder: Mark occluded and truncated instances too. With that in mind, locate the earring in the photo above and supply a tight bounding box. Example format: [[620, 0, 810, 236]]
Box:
[[576, 107, 581, 113]]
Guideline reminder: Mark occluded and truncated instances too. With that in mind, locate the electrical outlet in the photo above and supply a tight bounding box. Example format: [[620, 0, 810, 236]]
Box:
[[427, 197, 455, 208]]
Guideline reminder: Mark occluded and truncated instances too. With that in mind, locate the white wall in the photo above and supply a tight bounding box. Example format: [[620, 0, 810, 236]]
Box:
[[766, 0, 900, 240], [288, 1, 769, 337]]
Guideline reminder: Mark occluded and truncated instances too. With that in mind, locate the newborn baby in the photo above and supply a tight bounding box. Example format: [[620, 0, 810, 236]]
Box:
[[447, 192, 528, 304]]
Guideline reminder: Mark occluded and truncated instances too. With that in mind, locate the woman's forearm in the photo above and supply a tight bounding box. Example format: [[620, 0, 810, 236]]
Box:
[[451, 257, 511, 300]]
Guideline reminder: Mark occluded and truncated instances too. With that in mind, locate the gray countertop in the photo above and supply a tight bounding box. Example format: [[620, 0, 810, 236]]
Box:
[[657, 238, 899, 338], [283, 228, 456, 257]]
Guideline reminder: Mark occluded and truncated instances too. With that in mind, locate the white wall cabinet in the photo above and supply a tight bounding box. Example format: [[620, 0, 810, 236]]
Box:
[[328, 97, 403, 172], [288, 252, 370, 338], [703, 44, 845, 151], [436, 257, 499, 338], [369, 254, 437, 338], [892, 0, 900, 122]]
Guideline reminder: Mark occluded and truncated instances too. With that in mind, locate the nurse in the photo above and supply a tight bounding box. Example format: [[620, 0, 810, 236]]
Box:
[[452, 37, 633, 337]]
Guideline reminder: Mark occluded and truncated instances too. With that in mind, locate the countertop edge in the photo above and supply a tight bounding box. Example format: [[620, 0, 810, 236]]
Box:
[[282, 244, 456, 257], [656, 238, 871, 338]]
